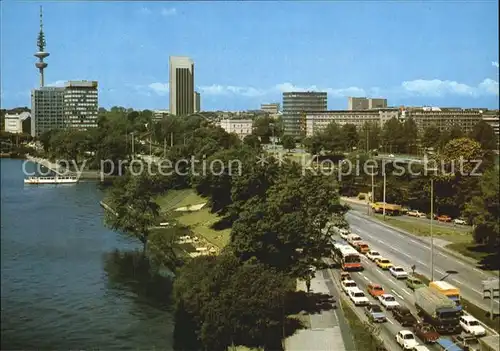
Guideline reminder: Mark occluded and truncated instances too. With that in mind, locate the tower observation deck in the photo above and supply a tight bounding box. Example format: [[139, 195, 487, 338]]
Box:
[[34, 6, 49, 87]]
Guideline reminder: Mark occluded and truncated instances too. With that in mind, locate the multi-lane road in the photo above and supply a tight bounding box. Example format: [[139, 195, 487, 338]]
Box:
[[345, 209, 500, 316]]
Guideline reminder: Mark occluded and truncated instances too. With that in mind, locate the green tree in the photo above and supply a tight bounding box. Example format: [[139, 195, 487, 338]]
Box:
[[381, 117, 405, 154], [422, 125, 441, 150], [341, 123, 359, 151], [104, 174, 160, 253], [463, 167, 499, 245], [303, 135, 323, 155], [320, 121, 344, 152], [252, 116, 272, 143], [439, 125, 464, 149], [469, 120, 497, 150], [243, 134, 261, 149], [359, 122, 381, 152], [403, 117, 418, 154], [281, 135, 295, 151]]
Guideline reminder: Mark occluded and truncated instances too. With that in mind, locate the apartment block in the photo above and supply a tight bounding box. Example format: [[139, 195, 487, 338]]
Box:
[[348, 97, 387, 110], [219, 119, 253, 139], [402, 107, 484, 135], [260, 103, 280, 115], [283, 92, 327, 137]]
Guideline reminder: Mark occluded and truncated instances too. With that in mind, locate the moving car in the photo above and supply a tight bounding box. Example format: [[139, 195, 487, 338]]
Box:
[[459, 315, 486, 337], [452, 332, 480, 351], [353, 241, 370, 254], [392, 306, 418, 327], [348, 288, 370, 306], [409, 346, 430, 351], [339, 228, 351, 240], [364, 303, 386, 323], [413, 322, 440, 344], [437, 215, 452, 222], [366, 250, 382, 261], [453, 218, 467, 225], [389, 266, 409, 279], [408, 210, 426, 218], [367, 283, 385, 297], [376, 257, 393, 270], [378, 294, 400, 310], [341, 280, 358, 295], [396, 330, 419, 350], [406, 275, 426, 290], [340, 272, 351, 281]]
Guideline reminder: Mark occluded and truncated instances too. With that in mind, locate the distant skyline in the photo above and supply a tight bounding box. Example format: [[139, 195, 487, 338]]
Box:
[[1, 1, 499, 111]]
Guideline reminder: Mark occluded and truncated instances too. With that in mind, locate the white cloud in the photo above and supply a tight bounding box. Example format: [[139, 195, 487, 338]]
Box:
[[400, 78, 498, 97], [493, 61, 499, 68], [198, 84, 266, 97], [161, 7, 177, 16], [148, 82, 169, 96]]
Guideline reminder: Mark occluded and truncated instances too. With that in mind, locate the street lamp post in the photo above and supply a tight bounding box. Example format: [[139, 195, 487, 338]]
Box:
[[382, 171, 386, 220], [430, 178, 434, 281]]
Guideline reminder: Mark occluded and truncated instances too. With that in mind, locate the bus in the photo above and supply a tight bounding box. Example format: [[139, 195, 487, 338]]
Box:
[[332, 243, 363, 271], [429, 281, 461, 308]]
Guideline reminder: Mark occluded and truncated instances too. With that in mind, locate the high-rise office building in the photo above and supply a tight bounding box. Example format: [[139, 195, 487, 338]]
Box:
[[282, 92, 327, 137], [169, 56, 195, 116], [194, 91, 201, 113], [31, 81, 99, 137], [260, 103, 280, 115], [348, 97, 387, 110], [64, 81, 98, 130]]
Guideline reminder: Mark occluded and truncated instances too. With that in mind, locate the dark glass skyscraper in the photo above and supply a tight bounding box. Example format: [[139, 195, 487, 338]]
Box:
[[282, 92, 327, 137], [169, 56, 194, 116]]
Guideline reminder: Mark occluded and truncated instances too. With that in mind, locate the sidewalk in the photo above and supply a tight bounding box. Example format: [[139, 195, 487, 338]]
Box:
[[284, 270, 349, 351]]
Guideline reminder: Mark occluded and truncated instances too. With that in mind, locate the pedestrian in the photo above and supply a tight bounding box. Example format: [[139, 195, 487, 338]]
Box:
[[305, 277, 311, 293]]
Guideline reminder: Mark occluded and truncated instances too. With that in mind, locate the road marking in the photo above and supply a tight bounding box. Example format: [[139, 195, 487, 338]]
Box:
[[437, 252, 447, 258], [401, 252, 412, 259], [473, 268, 484, 274], [377, 239, 386, 245], [391, 289, 405, 300], [455, 260, 466, 266], [387, 318, 394, 324], [362, 276, 369, 281], [417, 260, 427, 266], [452, 278, 464, 285], [402, 289, 412, 296], [471, 287, 483, 295], [436, 269, 446, 275]]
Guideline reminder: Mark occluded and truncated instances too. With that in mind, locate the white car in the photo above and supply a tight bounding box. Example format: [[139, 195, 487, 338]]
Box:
[[454, 218, 467, 225], [410, 344, 430, 351], [348, 288, 370, 306], [366, 250, 382, 261], [339, 228, 351, 240], [396, 330, 419, 350], [459, 315, 486, 336], [341, 280, 358, 295], [389, 266, 408, 279], [378, 294, 400, 310]]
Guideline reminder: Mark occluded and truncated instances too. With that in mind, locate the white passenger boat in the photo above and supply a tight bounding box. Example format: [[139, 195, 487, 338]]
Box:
[[24, 175, 79, 184]]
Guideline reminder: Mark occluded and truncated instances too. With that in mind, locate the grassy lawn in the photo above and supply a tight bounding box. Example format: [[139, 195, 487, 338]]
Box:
[[176, 208, 231, 248]]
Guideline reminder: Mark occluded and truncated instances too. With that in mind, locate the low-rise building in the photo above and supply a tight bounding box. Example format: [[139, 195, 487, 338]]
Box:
[[218, 119, 253, 139], [153, 109, 170, 121], [4, 112, 31, 134], [304, 109, 399, 137]]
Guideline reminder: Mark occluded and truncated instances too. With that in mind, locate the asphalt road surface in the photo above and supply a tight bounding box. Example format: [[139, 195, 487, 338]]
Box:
[[345, 210, 500, 322]]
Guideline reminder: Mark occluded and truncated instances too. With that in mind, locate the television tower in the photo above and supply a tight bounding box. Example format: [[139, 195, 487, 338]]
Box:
[[34, 6, 49, 87]]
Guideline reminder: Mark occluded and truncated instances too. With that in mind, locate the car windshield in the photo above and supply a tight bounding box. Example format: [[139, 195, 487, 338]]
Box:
[[404, 334, 414, 339], [346, 282, 356, 287], [371, 305, 382, 312], [381, 259, 390, 264], [394, 268, 404, 272], [371, 251, 380, 256], [354, 292, 365, 297], [374, 286, 383, 291], [411, 279, 422, 284], [384, 296, 395, 301]]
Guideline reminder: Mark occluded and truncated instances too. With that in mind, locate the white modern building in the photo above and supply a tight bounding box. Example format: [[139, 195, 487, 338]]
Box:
[[219, 119, 253, 139], [4, 112, 31, 134]]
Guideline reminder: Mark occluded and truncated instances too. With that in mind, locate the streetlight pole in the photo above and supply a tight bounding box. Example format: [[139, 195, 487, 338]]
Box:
[[371, 170, 375, 215], [382, 171, 386, 220], [430, 178, 434, 281]]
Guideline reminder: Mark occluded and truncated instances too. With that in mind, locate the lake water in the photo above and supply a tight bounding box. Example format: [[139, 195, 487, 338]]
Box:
[[1, 158, 174, 350]]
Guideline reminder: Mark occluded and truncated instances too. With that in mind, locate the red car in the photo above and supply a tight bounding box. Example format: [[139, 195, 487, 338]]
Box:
[[437, 215, 452, 222], [413, 322, 440, 344]]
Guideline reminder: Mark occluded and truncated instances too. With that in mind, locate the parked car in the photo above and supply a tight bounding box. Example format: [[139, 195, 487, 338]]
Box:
[[378, 294, 400, 310], [409, 346, 431, 351], [459, 315, 486, 337], [396, 330, 419, 350], [426, 213, 438, 220], [376, 257, 393, 270], [452, 332, 481, 351], [408, 210, 426, 218], [389, 266, 409, 279], [392, 306, 418, 327], [366, 250, 382, 262], [406, 275, 426, 290], [348, 288, 370, 306], [413, 322, 440, 344], [453, 218, 467, 225], [367, 283, 385, 297], [437, 215, 452, 222], [364, 303, 387, 323], [341, 280, 358, 295]]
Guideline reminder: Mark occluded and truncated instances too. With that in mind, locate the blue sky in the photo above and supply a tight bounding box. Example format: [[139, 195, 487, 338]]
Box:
[[1, 1, 499, 111]]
